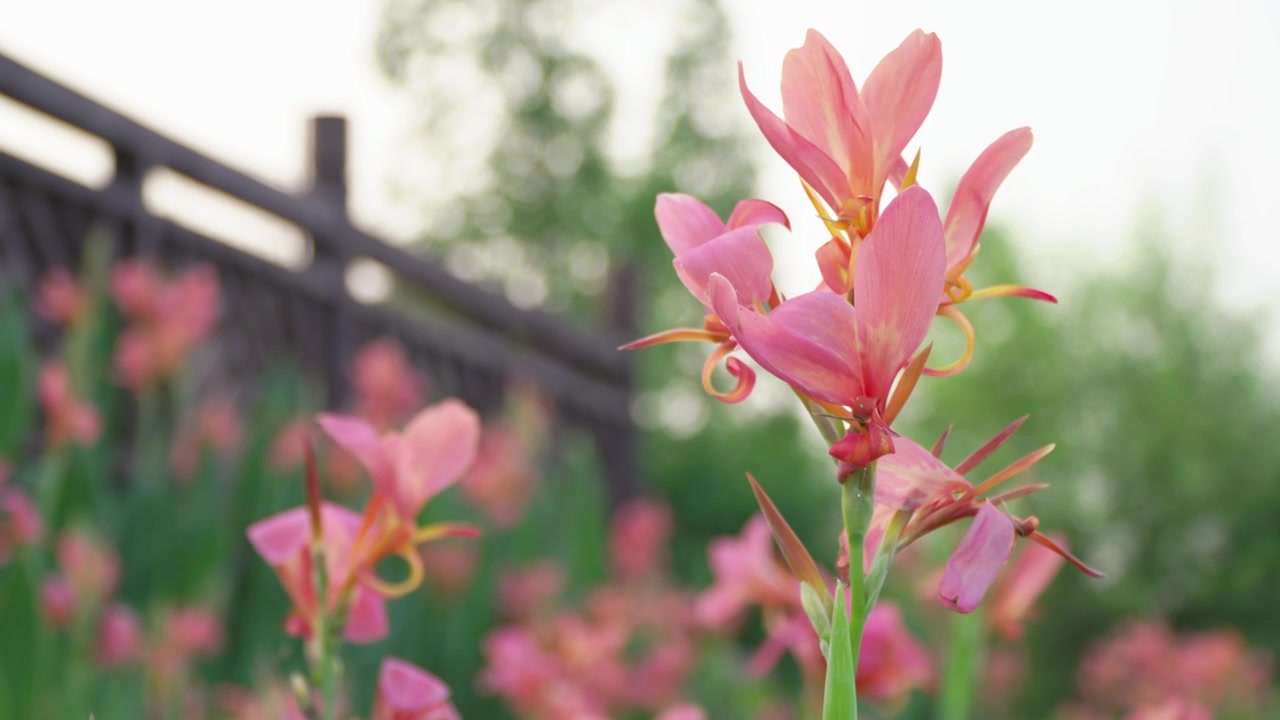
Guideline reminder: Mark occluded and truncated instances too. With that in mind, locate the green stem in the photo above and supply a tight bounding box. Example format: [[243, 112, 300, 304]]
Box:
[[838, 464, 876, 719], [306, 538, 340, 720], [938, 607, 986, 720]]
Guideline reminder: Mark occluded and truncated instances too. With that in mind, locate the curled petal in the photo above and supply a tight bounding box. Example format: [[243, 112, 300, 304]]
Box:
[[655, 193, 726, 256], [619, 327, 726, 351], [674, 225, 776, 309], [727, 198, 790, 231], [363, 544, 426, 599], [815, 237, 853, 294], [700, 342, 757, 404], [923, 305, 975, 377], [965, 284, 1058, 303], [944, 127, 1033, 268], [938, 503, 1016, 613]]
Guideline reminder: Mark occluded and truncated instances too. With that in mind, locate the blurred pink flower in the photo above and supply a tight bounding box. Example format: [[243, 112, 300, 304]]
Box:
[[157, 606, 224, 659], [610, 498, 673, 582], [351, 339, 426, 432], [110, 259, 164, 319], [216, 682, 307, 720], [1125, 700, 1213, 720], [269, 418, 311, 472], [171, 397, 242, 479], [461, 424, 539, 528], [419, 542, 479, 601], [657, 704, 707, 720], [987, 533, 1067, 640], [38, 362, 101, 448], [0, 484, 42, 564], [96, 603, 143, 667], [57, 529, 120, 607], [373, 657, 460, 720], [695, 515, 795, 629], [856, 602, 934, 703], [40, 576, 74, 628], [110, 261, 221, 389], [498, 562, 564, 620], [36, 268, 87, 326]]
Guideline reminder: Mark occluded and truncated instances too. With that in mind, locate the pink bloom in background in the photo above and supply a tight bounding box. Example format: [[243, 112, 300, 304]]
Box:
[[36, 267, 87, 326], [269, 417, 312, 472], [713, 187, 945, 468], [610, 498, 673, 582], [656, 704, 708, 720], [38, 362, 102, 448], [856, 602, 934, 703], [419, 542, 480, 601], [246, 503, 389, 643], [171, 397, 243, 479], [373, 657, 460, 720], [461, 424, 539, 528], [57, 528, 120, 608], [621, 193, 788, 403], [155, 606, 224, 663], [40, 576, 74, 628], [352, 339, 427, 431], [110, 260, 221, 389], [1124, 700, 1213, 720], [695, 515, 796, 629], [498, 562, 564, 620], [0, 484, 42, 565], [986, 533, 1067, 640], [96, 603, 144, 668], [216, 682, 307, 720]]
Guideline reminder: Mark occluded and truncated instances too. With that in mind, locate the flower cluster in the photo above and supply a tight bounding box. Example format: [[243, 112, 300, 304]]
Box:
[[480, 499, 705, 719], [109, 259, 221, 389]]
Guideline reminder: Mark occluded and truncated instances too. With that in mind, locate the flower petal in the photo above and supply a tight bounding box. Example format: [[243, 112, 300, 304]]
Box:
[[875, 436, 970, 511], [655, 193, 727, 256], [377, 657, 452, 712], [393, 399, 482, 519], [673, 225, 775, 308], [862, 30, 942, 188], [739, 63, 850, 212], [779, 30, 873, 196], [853, 186, 947, 403], [943, 128, 1033, 270], [246, 507, 313, 565], [344, 584, 390, 643], [726, 199, 790, 231], [938, 503, 1016, 613], [711, 276, 862, 405], [815, 237, 852, 295], [317, 414, 381, 466]]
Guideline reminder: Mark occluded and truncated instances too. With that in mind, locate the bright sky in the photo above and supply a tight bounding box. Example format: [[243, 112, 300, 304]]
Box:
[[2, 0, 1278, 349]]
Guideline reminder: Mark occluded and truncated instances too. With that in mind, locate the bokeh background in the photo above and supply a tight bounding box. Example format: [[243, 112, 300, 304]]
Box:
[[1, 0, 1278, 718]]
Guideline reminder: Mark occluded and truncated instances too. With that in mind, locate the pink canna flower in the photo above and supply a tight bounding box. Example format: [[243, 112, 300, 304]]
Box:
[[111, 261, 222, 389], [111, 259, 164, 320], [0, 484, 43, 565], [1124, 700, 1213, 720], [373, 657, 461, 720], [40, 576, 74, 627], [36, 268, 87, 326], [171, 397, 242, 479], [695, 515, 797, 629], [269, 417, 312, 472], [712, 186, 946, 467], [461, 424, 539, 528], [498, 562, 565, 620], [740, 29, 940, 235], [57, 528, 120, 607], [38, 362, 102, 448], [622, 193, 789, 403], [857, 602, 935, 703], [987, 533, 1067, 640], [246, 502, 389, 643], [96, 603, 144, 668], [419, 542, 479, 600]]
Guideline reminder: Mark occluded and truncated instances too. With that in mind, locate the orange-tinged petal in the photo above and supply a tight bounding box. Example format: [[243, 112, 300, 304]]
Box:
[[938, 503, 1015, 613], [930, 425, 953, 458], [700, 342, 757, 404], [854, 186, 948, 402], [955, 415, 1029, 475], [967, 444, 1055, 499], [923, 305, 975, 377], [943, 128, 1033, 270], [964, 284, 1058, 303], [779, 30, 874, 195], [739, 63, 850, 212], [884, 343, 932, 425], [412, 522, 482, 544], [746, 473, 832, 616], [363, 544, 425, 599], [1027, 531, 1106, 579], [862, 30, 942, 191], [619, 327, 726, 350]]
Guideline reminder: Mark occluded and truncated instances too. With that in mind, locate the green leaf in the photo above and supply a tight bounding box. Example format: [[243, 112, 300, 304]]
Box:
[[823, 582, 857, 720]]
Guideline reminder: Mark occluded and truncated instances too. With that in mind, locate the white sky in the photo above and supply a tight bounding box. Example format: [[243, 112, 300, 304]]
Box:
[[2, 0, 1278, 351]]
